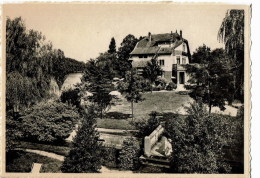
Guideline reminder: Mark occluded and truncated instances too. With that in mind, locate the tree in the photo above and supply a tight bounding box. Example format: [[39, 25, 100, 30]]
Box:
[[191, 44, 211, 63], [186, 47, 235, 114], [142, 58, 163, 91], [61, 110, 102, 173], [218, 10, 244, 102], [117, 34, 138, 77], [81, 58, 115, 119], [118, 137, 141, 170], [117, 69, 144, 120], [166, 101, 235, 173], [108, 37, 116, 54], [19, 101, 79, 142]]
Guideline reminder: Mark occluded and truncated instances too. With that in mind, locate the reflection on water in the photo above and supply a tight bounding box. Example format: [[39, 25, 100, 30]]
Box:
[[61, 73, 83, 91]]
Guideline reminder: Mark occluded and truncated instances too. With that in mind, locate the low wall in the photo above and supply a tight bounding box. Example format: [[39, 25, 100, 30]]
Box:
[[144, 125, 164, 157]]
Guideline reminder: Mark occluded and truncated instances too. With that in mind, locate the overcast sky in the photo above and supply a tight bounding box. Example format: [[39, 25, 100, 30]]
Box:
[[4, 3, 244, 62]]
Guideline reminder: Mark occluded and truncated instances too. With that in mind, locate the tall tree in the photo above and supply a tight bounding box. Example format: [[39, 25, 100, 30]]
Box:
[[108, 37, 116, 54], [117, 69, 144, 120], [191, 44, 211, 63], [218, 10, 244, 102], [142, 58, 163, 91], [61, 110, 102, 173], [117, 34, 138, 77], [186, 47, 235, 114], [81, 58, 115, 119]]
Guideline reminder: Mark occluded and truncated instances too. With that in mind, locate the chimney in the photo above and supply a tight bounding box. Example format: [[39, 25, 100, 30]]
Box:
[[180, 30, 182, 38], [148, 32, 152, 42]]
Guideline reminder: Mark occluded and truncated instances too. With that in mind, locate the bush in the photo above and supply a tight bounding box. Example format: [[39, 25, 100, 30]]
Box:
[[166, 82, 177, 91], [118, 137, 141, 170], [131, 111, 161, 138], [60, 88, 81, 108], [155, 77, 167, 90], [165, 101, 243, 173], [102, 147, 119, 168], [19, 101, 79, 143]]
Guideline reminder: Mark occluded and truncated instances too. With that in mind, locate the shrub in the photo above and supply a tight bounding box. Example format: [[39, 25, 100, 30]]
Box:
[[20, 101, 79, 143], [102, 147, 119, 168], [60, 88, 81, 108], [118, 137, 141, 170], [155, 77, 167, 90], [165, 101, 243, 173], [131, 111, 161, 138], [166, 82, 177, 91]]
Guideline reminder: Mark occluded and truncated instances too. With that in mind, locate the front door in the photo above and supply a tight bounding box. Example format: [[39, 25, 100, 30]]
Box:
[[179, 72, 185, 84]]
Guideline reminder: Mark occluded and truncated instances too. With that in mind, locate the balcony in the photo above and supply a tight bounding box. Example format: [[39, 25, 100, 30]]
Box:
[[172, 64, 187, 71]]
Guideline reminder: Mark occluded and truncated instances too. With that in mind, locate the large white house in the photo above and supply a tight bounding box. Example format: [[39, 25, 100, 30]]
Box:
[[129, 30, 191, 90]]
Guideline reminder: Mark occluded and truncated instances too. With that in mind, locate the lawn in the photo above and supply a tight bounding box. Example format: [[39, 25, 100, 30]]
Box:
[[109, 91, 192, 120], [6, 150, 62, 173], [96, 91, 191, 130], [14, 141, 71, 156]]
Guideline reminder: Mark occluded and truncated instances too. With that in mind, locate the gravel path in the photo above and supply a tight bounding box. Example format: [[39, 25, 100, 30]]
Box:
[[25, 149, 65, 161]]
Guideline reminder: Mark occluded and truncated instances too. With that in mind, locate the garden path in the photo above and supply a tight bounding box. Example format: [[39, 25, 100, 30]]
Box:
[[24, 149, 65, 161]]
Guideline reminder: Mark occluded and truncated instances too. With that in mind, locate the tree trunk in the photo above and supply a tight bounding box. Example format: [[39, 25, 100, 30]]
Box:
[[131, 101, 134, 121], [209, 104, 212, 115]]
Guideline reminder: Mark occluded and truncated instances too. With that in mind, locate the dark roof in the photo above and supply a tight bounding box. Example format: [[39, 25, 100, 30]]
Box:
[[131, 33, 184, 55]]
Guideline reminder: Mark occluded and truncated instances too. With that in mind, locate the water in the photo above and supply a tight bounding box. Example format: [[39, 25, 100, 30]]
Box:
[[61, 73, 83, 91]]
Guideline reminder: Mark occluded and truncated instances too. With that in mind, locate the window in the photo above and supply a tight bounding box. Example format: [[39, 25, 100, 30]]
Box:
[[159, 59, 165, 66], [176, 56, 180, 64], [182, 57, 186, 64], [183, 44, 186, 52]]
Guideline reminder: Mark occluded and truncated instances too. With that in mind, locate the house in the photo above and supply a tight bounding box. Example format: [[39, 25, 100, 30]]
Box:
[[129, 30, 191, 90]]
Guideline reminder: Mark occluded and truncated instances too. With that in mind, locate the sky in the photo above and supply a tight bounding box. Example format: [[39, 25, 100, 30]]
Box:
[[3, 3, 245, 62]]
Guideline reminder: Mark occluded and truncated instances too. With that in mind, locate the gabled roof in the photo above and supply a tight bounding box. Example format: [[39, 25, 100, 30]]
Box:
[[131, 32, 185, 55]]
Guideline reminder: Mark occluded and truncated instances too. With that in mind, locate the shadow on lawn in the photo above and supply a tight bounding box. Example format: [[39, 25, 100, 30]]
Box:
[[104, 112, 132, 120]]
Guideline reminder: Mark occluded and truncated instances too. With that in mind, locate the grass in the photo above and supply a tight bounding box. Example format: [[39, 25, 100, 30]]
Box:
[[6, 150, 62, 173], [96, 118, 135, 130], [109, 91, 192, 120], [96, 91, 191, 130], [14, 141, 71, 156]]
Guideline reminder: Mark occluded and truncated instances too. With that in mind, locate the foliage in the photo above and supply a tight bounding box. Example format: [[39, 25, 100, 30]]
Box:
[[117, 69, 144, 119], [6, 111, 24, 152], [142, 58, 163, 89], [81, 58, 115, 118], [6, 17, 86, 111], [218, 10, 244, 102], [191, 44, 211, 63], [19, 101, 79, 142], [154, 77, 167, 90], [61, 111, 102, 173], [108, 37, 116, 54], [118, 137, 141, 170], [131, 111, 161, 138], [60, 88, 81, 109], [186, 47, 235, 113], [6, 150, 62, 173], [117, 34, 138, 77], [102, 147, 119, 168], [166, 82, 177, 91], [165, 101, 243, 173]]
